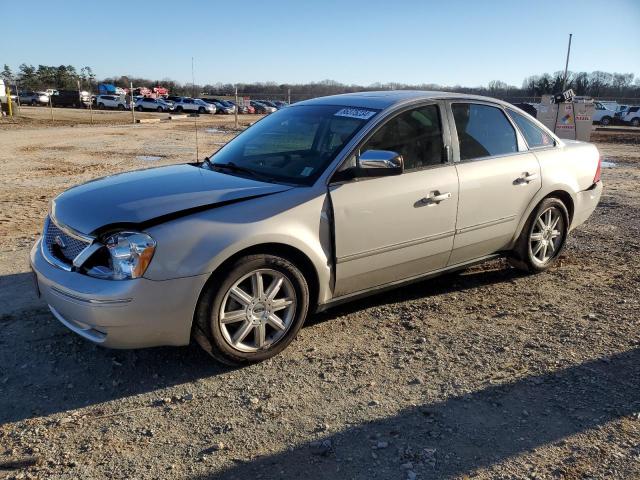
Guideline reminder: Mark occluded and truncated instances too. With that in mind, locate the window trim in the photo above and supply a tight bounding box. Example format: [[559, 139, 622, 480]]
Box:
[[505, 107, 557, 151], [446, 100, 528, 163], [328, 100, 452, 184]]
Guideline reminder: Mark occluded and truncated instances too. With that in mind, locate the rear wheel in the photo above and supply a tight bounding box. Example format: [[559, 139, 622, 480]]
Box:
[[156, 106, 163, 112], [195, 254, 309, 365], [98, 103, 105, 109], [600, 116, 612, 126], [176, 106, 183, 113], [509, 198, 569, 273], [198, 106, 205, 113], [117, 104, 125, 110], [136, 105, 143, 111], [631, 117, 640, 127]]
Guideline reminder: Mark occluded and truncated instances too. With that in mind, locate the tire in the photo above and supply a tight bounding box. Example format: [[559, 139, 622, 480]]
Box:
[[31, 100, 37, 106], [157, 106, 163, 112], [600, 116, 612, 126], [509, 197, 569, 273], [631, 118, 640, 128], [136, 106, 143, 111], [98, 103, 105, 109], [195, 254, 310, 365], [198, 106, 205, 114], [176, 106, 183, 113], [117, 104, 125, 110]]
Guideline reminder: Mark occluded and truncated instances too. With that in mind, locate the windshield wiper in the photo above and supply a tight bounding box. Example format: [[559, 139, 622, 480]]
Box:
[[208, 161, 273, 182]]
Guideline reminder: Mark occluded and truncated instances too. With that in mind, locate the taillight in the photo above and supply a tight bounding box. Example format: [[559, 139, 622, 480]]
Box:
[[593, 155, 602, 184]]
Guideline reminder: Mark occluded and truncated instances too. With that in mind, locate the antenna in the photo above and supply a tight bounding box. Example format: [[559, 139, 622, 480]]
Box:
[[192, 56, 199, 162]]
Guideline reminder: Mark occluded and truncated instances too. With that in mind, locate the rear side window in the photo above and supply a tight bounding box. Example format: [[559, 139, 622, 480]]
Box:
[[507, 108, 554, 148], [452, 103, 517, 160], [363, 104, 444, 170]]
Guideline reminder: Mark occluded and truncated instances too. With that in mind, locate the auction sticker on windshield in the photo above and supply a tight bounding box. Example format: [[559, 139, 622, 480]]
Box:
[[334, 108, 377, 120]]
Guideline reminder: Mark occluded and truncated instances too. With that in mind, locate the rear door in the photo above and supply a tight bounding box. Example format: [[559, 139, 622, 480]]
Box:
[[330, 103, 459, 296], [448, 102, 541, 265]]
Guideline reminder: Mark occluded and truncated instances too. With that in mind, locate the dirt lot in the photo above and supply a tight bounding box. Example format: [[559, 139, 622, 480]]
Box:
[[0, 109, 639, 479]]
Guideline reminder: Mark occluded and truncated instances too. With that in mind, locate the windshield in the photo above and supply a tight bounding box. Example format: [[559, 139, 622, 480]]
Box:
[[208, 105, 378, 185]]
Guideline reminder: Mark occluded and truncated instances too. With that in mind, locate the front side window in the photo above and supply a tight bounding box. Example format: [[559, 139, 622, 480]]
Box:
[[452, 103, 518, 160], [362, 104, 444, 170], [507, 108, 554, 148], [209, 105, 377, 185]]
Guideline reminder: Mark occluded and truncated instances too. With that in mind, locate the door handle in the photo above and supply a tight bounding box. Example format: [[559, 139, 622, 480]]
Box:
[[514, 172, 539, 185], [419, 191, 452, 205]]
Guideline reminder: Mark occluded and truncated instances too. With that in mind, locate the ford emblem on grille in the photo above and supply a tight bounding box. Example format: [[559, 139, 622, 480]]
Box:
[[54, 235, 67, 249]]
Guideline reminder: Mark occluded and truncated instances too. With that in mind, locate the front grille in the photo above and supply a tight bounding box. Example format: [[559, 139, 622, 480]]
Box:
[[44, 217, 91, 265]]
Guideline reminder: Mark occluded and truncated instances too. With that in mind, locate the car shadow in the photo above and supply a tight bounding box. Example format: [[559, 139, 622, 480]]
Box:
[[190, 348, 640, 480], [0, 261, 520, 425]]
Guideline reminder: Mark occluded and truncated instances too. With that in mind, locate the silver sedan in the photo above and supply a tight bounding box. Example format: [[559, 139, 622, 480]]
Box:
[[31, 91, 603, 364]]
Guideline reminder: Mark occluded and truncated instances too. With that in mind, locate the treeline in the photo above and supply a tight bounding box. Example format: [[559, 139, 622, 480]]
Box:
[[3, 63, 639, 100]]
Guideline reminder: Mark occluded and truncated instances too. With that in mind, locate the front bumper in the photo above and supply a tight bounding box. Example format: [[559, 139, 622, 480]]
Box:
[[30, 239, 209, 349], [571, 181, 603, 231]]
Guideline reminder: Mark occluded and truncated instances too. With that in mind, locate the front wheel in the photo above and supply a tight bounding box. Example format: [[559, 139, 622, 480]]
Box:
[[157, 106, 163, 112], [198, 106, 205, 114], [195, 254, 309, 365], [600, 116, 612, 126], [631, 117, 640, 127], [175, 106, 183, 112], [136, 105, 143, 111], [509, 198, 569, 273]]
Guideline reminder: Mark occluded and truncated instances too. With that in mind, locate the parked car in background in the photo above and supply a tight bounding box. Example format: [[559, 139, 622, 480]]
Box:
[[31, 91, 602, 365], [257, 100, 280, 111], [95, 95, 129, 110], [18, 91, 50, 106], [213, 101, 235, 114], [229, 100, 254, 114], [621, 106, 640, 127], [614, 105, 630, 123], [135, 97, 173, 112], [250, 100, 275, 114], [274, 101, 289, 109], [50, 90, 91, 108], [173, 98, 215, 114], [592, 101, 615, 125]]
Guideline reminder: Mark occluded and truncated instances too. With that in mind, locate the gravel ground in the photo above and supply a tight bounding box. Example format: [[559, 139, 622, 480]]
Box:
[[0, 115, 639, 479]]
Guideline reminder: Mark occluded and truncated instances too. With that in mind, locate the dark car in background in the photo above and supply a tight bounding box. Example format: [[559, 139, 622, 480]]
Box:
[[249, 100, 273, 114], [50, 90, 91, 108]]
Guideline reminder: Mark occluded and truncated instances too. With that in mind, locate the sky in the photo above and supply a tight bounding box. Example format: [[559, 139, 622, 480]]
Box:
[[2, 0, 639, 87]]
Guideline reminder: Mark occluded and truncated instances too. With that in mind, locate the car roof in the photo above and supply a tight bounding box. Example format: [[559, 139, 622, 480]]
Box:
[[296, 90, 510, 110]]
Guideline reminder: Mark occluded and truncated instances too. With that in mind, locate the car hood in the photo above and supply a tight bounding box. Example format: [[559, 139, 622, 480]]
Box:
[[51, 164, 293, 235]]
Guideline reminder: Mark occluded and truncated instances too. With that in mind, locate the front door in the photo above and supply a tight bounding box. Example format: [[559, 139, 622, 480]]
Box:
[[330, 103, 459, 297]]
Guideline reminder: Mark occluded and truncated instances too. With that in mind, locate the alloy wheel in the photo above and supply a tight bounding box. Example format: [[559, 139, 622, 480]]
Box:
[[529, 206, 565, 265], [218, 269, 296, 353]]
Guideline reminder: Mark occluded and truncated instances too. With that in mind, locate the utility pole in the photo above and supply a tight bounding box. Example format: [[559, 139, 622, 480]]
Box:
[[130, 81, 136, 124], [561, 33, 572, 91], [287, 88, 291, 105]]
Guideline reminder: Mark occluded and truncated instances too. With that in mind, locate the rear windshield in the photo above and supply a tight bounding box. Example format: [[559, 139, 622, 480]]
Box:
[[208, 105, 378, 185]]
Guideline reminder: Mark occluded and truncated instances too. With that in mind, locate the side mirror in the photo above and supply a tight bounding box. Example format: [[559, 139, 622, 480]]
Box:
[[357, 150, 404, 177]]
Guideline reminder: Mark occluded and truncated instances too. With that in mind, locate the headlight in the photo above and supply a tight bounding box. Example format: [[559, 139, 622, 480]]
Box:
[[85, 231, 156, 280]]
